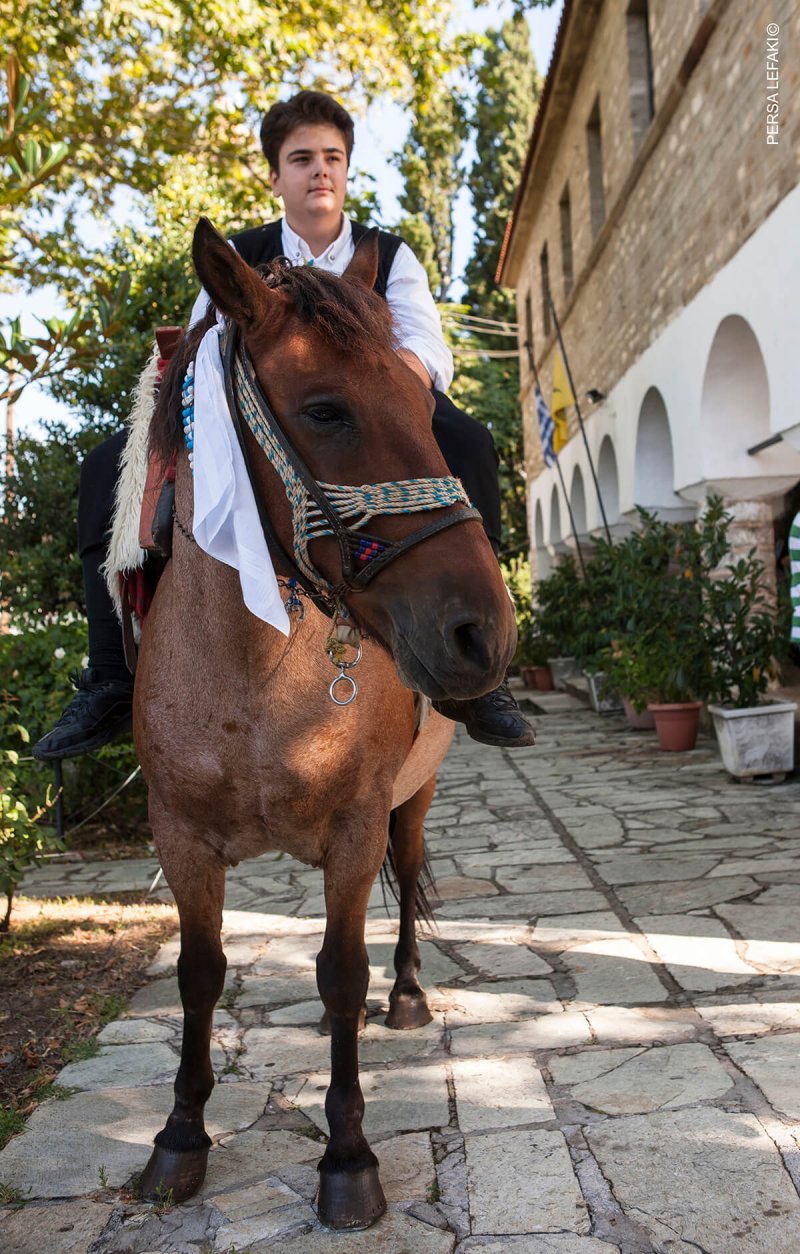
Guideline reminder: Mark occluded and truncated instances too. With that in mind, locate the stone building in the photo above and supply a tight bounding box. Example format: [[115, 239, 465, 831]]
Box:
[[498, 0, 800, 587]]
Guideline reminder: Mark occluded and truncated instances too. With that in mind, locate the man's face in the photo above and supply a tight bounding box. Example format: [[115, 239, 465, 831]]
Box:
[[269, 123, 348, 222]]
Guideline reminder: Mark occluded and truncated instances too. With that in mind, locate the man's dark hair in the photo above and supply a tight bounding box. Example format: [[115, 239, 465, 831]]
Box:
[[260, 91, 355, 172]]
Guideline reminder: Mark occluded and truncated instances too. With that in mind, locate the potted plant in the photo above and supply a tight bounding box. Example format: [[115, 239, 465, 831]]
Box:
[[601, 638, 655, 729], [506, 558, 555, 691], [533, 556, 586, 689], [702, 504, 795, 780]]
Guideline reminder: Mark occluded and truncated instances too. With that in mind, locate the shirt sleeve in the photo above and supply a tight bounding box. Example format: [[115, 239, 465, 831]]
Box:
[[385, 241, 454, 393], [189, 287, 211, 328]]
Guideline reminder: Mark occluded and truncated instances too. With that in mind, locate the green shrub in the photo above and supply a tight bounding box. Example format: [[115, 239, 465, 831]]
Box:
[[0, 698, 61, 930], [0, 622, 147, 839]]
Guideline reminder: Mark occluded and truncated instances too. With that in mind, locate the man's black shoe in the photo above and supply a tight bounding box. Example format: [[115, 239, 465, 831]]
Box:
[[32, 668, 134, 762], [433, 679, 536, 748]]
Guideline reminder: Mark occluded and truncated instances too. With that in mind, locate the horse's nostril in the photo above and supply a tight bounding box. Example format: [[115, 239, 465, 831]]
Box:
[[451, 621, 492, 671]]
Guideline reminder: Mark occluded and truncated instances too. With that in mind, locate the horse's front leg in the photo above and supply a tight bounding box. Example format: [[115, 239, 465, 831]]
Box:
[[316, 840, 387, 1230], [139, 813, 227, 1202], [386, 774, 436, 1030]]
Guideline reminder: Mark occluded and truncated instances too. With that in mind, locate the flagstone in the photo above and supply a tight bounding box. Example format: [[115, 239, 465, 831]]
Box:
[[452, 940, 553, 978], [695, 998, 800, 1037], [586, 1107, 800, 1251], [725, 1033, 800, 1119], [0, 1200, 116, 1254], [97, 1017, 174, 1045], [200, 1128, 318, 1197], [452, 1055, 553, 1130], [616, 874, 759, 915], [438, 980, 560, 1026], [551, 1042, 732, 1114], [58, 1042, 179, 1090], [432, 875, 499, 899], [449, 1012, 591, 1056], [715, 903, 800, 972], [562, 936, 666, 1006], [494, 863, 594, 892], [0, 1082, 268, 1197], [636, 913, 758, 992], [289, 1063, 450, 1136], [465, 1129, 589, 1235], [275, 1210, 456, 1253], [243, 1026, 332, 1076], [435, 890, 608, 921]]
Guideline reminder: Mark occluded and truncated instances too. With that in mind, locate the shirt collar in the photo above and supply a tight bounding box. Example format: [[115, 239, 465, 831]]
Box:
[[281, 214, 352, 266]]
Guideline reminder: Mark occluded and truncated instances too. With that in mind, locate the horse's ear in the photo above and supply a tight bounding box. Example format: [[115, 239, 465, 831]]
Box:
[[192, 217, 273, 328], [345, 228, 380, 290]]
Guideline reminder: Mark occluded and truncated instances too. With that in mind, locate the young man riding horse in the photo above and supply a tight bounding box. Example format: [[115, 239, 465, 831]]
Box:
[[33, 90, 534, 761]]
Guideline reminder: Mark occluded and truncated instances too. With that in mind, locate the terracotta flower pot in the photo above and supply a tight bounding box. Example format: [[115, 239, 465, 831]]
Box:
[[521, 666, 538, 689], [532, 665, 555, 691], [622, 697, 655, 730], [648, 701, 703, 751]]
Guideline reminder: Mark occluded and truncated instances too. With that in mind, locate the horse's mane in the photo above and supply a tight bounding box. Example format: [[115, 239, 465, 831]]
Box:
[[150, 259, 396, 465]]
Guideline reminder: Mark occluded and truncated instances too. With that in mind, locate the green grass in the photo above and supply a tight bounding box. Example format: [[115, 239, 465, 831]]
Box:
[[62, 1037, 100, 1064], [426, 1177, 441, 1204], [0, 1109, 25, 1151], [36, 1081, 79, 1104], [97, 994, 127, 1028], [0, 1180, 29, 1206]]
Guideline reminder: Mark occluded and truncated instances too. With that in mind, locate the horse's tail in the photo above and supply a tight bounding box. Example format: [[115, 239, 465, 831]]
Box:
[[379, 809, 438, 930]]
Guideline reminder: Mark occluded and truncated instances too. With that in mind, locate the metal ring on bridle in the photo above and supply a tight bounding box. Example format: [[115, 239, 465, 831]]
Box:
[[327, 644, 363, 670], [329, 673, 358, 706]]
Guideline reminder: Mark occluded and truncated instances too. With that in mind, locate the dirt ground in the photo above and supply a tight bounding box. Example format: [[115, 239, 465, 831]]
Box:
[[0, 896, 177, 1148]]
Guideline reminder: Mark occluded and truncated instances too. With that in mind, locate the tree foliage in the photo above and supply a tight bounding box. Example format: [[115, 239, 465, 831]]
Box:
[[1, 0, 462, 403], [396, 82, 468, 301], [450, 17, 541, 560]]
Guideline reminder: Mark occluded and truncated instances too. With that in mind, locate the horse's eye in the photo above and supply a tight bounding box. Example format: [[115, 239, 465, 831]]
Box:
[[305, 405, 343, 425]]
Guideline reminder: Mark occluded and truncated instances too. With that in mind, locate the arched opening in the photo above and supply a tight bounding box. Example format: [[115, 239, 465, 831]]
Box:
[[549, 484, 566, 553], [634, 387, 683, 512], [534, 498, 551, 579], [570, 464, 587, 537], [597, 437, 620, 525], [701, 316, 769, 465]]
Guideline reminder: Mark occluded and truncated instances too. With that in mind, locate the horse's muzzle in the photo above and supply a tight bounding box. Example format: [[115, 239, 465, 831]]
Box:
[[390, 607, 516, 700]]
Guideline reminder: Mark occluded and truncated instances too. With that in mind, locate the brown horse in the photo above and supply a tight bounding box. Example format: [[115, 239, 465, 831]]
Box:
[[134, 219, 516, 1229]]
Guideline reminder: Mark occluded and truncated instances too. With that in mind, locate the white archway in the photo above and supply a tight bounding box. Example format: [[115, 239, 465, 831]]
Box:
[[569, 464, 587, 537], [597, 437, 620, 525], [700, 316, 770, 480], [632, 386, 693, 520], [534, 498, 551, 578], [549, 483, 565, 552]]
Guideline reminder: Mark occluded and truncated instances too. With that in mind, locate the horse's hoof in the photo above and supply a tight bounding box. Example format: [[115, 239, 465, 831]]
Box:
[[317, 1165, 387, 1230], [318, 1006, 367, 1036], [385, 992, 433, 1030], [139, 1145, 209, 1203]]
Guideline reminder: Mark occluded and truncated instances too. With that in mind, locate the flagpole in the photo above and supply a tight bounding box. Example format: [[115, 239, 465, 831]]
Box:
[[524, 342, 587, 578], [548, 295, 611, 543]]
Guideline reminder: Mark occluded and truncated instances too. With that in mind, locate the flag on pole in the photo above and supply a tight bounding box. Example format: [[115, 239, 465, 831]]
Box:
[[551, 349, 575, 454], [534, 381, 556, 467]]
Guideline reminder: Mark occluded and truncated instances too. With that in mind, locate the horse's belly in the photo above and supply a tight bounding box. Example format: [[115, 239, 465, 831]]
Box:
[[391, 711, 454, 809]]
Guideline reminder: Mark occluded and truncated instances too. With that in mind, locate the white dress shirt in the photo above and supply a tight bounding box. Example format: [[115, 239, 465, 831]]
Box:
[[189, 215, 453, 393]]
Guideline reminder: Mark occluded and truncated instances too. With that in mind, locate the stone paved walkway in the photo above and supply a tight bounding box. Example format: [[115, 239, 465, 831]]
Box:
[[4, 708, 800, 1252]]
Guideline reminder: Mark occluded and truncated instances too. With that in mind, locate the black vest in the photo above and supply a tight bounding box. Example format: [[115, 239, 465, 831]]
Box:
[[229, 219, 403, 301]]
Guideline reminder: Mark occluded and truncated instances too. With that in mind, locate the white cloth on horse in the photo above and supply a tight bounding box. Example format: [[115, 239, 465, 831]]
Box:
[[192, 318, 290, 635]]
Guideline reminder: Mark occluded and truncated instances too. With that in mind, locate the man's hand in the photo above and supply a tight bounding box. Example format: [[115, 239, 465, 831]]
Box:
[[397, 348, 432, 390]]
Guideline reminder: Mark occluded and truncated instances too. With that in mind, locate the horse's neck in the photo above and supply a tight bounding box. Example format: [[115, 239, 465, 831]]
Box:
[[170, 454, 291, 657]]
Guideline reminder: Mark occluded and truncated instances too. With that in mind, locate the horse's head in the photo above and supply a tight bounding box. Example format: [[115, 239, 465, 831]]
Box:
[[191, 218, 516, 699]]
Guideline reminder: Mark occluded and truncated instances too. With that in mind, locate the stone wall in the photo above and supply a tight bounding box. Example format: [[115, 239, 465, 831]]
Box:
[[515, 0, 800, 483]]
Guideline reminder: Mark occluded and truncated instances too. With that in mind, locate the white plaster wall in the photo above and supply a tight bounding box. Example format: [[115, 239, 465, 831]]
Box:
[[532, 184, 800, 547]]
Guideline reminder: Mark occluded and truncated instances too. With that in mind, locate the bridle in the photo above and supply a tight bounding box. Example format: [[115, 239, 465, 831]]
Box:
[[217, 320, 483, 620]]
